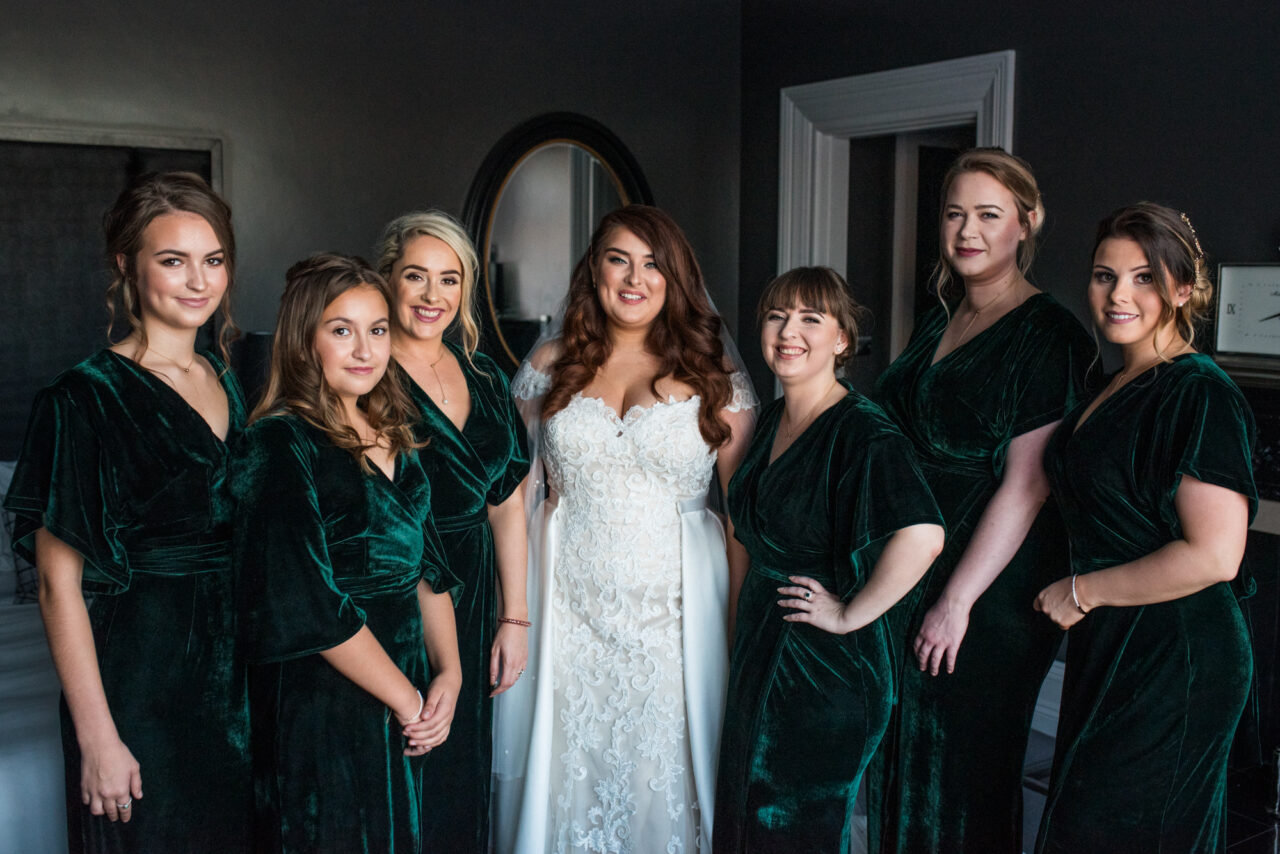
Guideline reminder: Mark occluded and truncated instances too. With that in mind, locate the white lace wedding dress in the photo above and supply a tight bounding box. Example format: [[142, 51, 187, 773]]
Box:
[[492, 364, 755, 854]]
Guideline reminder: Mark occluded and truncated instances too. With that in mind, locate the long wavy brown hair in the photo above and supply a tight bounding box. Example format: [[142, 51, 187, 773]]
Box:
[[543, 205, 733, 447], [103, 171, 239, 364], [250, 253, 421, 471]]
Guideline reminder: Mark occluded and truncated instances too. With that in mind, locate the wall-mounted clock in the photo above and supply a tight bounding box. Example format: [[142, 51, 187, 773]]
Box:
[[1215, 264, 1280, 358]]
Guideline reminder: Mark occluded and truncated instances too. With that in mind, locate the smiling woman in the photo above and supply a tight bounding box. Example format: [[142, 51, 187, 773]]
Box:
[[376, 211, 530, 854], [870, 148, 1095, 854], [1033, 204, 1255, 853], [233, 254, 463, 854], [492, 205, 757, 854], [3, 172, 253, 853], [714, 267, 944, 853]]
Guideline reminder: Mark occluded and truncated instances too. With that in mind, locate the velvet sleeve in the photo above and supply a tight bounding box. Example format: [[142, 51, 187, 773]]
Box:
[[834, 414, 947, 601], [1009, 309, 1094, 437], [484, 359, 531, 506], [231, 417, 366, 663], [3, 386, 129, 591], [420, 507, 464, 604], [838, 433, 945, 556], [1155, 372, 1259, 529]]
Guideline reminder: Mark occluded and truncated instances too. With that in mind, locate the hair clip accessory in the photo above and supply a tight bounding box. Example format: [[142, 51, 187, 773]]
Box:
[[1179, 212, 1205, 260]]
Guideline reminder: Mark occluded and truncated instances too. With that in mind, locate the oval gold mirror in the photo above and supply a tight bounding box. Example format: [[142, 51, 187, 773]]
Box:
[[462, 113, 653, 372]]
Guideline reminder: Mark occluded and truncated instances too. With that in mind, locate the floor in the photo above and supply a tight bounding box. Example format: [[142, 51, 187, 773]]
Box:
[[1020, 734, 1279, 853]]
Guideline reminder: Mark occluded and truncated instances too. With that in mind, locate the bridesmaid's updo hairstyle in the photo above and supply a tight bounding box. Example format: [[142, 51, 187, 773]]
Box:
[[1093, 202, 1213, 351], [934, 148, 1045, 301], [374, 209, 482, 361], [103, 171, 238, 362], [544, 204, 734, 448], [757, 266, 866, 369], [251, 253, 420, 470]]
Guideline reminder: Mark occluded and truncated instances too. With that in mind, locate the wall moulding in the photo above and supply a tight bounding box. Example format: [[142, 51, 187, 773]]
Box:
[[777, 50, 1016, 277]]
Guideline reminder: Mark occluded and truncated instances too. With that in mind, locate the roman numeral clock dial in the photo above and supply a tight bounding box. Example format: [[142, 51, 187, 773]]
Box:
[[1216, 266, 1280, 358]]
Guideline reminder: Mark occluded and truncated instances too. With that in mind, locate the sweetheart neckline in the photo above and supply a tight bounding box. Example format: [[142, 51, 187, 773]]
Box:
[[568, 391, 701, 425]]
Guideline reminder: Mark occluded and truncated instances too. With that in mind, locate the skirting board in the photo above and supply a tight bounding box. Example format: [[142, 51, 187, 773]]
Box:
[[1031, 660, 1065, 737]]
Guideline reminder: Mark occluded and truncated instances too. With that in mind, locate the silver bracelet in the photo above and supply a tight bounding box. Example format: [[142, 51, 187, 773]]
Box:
[[1070, 574, 1088, 615]]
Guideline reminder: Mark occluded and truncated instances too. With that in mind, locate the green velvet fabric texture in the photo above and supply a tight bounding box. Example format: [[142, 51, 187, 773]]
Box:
[[405, 343, 530, 854], [231, 414, 458, 854], [870, 294, 1094, 853], [715, 385, 944, 853], [1036, 354, 1257, 854], [3, 349, 252, 854]]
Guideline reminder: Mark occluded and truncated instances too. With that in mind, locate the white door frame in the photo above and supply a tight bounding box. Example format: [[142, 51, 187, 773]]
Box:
[[776, 50, 1016, 354]]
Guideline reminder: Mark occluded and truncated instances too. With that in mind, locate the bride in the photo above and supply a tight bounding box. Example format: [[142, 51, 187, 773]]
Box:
[[493, 205, 756, 853]]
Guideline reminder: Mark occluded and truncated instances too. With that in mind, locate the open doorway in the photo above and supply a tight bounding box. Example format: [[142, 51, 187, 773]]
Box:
[[843, 126, 974, 392]]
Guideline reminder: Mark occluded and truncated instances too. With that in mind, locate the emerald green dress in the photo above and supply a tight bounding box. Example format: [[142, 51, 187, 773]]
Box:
[[3, 349, 252, 854], [715, 384, 944, 853], [1036, 354, 1256, 853], [871, 294, 1093, 853], [405, 343, 529, 854], [231, 414, 459, 854]]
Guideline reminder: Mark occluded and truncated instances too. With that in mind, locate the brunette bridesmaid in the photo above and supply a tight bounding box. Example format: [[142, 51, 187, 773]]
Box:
[[3, 172, 252, 852], [871, 148, 1094, 853], [715, 267, 944, 853], [375, 211, 530, 852], [1034, 204, 1255, 853], [232, 254, 462, 853]]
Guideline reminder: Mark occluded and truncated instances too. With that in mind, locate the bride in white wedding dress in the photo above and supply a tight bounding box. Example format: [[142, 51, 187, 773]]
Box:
[[492, 206, 756, 854]]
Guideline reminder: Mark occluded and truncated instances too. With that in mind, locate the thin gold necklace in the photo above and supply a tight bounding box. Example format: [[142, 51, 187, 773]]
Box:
[[955, 278, 1021, 346], [427, 351, 449, 405], [144, 345, 196, 374], [779, 378, 840, 445]]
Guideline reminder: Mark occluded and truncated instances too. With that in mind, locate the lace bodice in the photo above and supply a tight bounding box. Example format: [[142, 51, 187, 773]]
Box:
[[511, 363, 757, 413], [507, 363, 755, 853]]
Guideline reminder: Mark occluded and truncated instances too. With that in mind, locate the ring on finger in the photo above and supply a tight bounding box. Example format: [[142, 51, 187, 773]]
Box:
[[804, 590, 812, 600], [116, 798, 132, 809]]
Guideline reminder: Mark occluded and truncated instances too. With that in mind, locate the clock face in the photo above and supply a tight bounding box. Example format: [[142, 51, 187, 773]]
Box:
[[1216, 266, 1280, 357]]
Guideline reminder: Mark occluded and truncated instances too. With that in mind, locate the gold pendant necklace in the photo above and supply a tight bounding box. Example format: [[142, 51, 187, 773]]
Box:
[[427, 352, 449, 405], [146, 346, 196, 374], [955, 278, 1020, 346]]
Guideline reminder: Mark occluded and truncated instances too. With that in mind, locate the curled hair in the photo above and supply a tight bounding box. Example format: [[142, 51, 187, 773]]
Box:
[[250, 253, 421, 471], [756, 266, 868, 368], [103, 171, 238, 363], [543, 205, 734, 447], [374, 210, 482, 362], [933, 148, 1045, 301], [1093, 202, 1212, 355]]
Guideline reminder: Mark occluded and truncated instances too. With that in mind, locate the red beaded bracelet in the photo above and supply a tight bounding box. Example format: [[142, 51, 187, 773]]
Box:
[[499, 617, 532, 628]]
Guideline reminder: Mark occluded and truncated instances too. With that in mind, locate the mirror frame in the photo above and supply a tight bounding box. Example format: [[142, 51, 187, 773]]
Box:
[[462, 112, 654, 372]]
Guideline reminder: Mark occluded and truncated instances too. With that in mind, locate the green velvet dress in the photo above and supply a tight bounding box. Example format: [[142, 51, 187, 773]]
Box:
[[231, 414, 459, 854], [405, 343, 529, 854], [715, 384, 944, 853], [3, 349, 252, 854], [871, 294, 1094, 853], [1036, 354, 1256, 853]]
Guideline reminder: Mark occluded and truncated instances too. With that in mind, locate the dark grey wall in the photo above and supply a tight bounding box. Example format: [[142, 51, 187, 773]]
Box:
[[739, 0, 1280, 389], [0, 0, 741, 333]]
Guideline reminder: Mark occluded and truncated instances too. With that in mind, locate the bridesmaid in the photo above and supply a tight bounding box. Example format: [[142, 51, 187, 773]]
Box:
[[3, 172, 252, 852], [871, 148, 1094, 853], [1034, 204, 1255, 853], [715, 266, 944, 853], [232, 253, 462, 853], [375, 210, 530, 852]]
